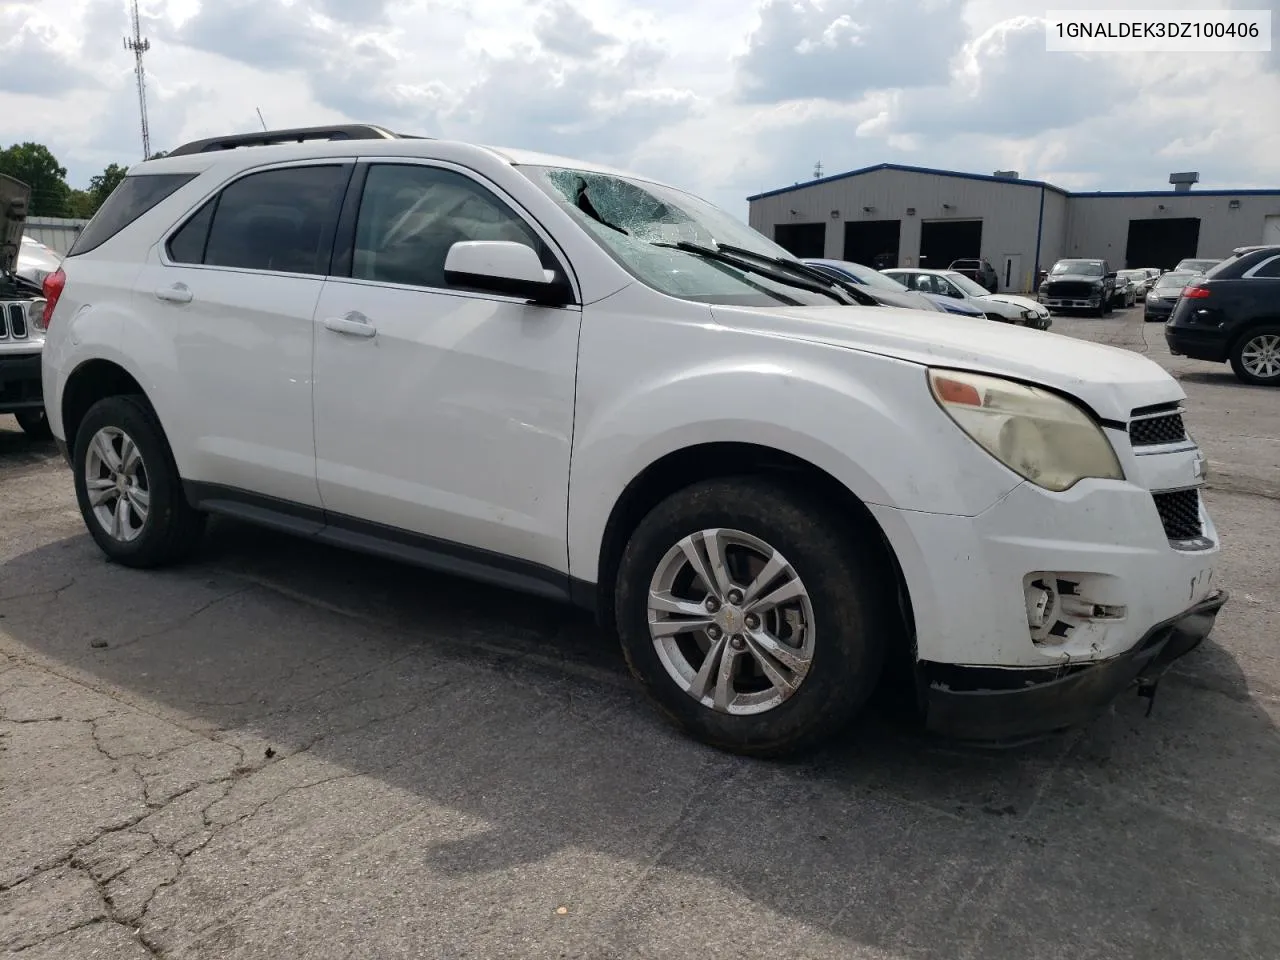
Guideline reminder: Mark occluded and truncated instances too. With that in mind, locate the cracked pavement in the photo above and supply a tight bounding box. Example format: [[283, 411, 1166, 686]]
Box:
[[2, 309, 1278, 959]]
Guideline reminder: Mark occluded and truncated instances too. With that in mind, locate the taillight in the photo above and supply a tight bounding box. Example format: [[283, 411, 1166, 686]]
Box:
[[1182, 284, 1210, 299], [41, 268, 65, 327]]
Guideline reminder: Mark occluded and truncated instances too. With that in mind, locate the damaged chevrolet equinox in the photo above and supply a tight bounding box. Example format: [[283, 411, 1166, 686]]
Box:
[[40, 125, 1227, 756]]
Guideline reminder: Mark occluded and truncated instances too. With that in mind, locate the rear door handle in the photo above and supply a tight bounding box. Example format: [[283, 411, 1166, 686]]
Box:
[[155, 283, 192, 303], [322, 312, 377, 339]]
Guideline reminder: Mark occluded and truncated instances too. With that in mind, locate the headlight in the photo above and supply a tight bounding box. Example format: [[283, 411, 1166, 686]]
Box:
[[26, 299, 48, 333], [1092, 280, 1104, 289], [1022, 308, 1036, 319], [927, 369, 1124, 492]]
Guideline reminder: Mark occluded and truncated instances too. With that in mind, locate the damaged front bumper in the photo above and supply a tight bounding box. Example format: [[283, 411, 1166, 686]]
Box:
[[921, 589, 1228, 743]]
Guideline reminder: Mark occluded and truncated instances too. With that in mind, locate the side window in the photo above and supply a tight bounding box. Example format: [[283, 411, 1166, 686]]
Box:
[[200, 165, 348, 275], [351, 164, 549, 291], [167, 198, 216, 264], [938, 278, 961, 297], [1250, 256, 1280, 279], [68, 173, 197, 256]]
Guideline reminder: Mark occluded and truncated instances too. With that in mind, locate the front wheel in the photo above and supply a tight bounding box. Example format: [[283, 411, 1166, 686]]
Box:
[[15, 408, 53, 440], [1229, 327, 1280, 386], [614, 477, 891, 757], [72, 395, 207, 567]]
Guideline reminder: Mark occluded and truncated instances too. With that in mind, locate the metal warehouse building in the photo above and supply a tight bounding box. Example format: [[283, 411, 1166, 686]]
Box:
[[747, 164, 1280, 293]]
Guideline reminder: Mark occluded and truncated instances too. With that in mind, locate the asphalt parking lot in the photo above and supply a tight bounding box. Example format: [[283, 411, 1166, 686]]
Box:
[[2, 306, 1278, 960]]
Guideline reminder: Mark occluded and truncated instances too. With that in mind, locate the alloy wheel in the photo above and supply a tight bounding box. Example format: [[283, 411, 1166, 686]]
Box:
[[84, 426, 150, 542], [1240, 334, 1280, 380], [646, 528, 815, 715]]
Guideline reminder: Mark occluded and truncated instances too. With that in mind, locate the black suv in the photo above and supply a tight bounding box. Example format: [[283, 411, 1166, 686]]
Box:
[[1166, 245, 1280, 386], [948, 257, 998, 292], [1037, 258, 1117, 316]]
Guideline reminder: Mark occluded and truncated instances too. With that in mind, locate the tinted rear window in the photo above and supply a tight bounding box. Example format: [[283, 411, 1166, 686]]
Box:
[[68, 173, 197, 256]]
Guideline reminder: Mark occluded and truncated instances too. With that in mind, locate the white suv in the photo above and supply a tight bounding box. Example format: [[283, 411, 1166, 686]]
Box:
[[40, 125, 1228, 756]]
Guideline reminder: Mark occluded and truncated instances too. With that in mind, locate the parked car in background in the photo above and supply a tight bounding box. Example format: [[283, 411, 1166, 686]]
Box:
[[1166, 245, 1280, 385], [1174, 258, 1221, 275], [1037, 258, 1117, 316], [1110, 271, 1139, 308], [883, 267, 1052, 328], [1116, 268, 1153, 302], [1, 173, 53, 438], [800, 258, 950, 313], [948, 257, 998, 293], [18, 234, 62, 288], [40, 123, 1225, 755], [1143, 271, 1197, 323], [798, 259, 977, 320]]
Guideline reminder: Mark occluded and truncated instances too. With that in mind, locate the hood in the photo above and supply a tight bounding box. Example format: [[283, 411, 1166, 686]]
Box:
[[922, 293, 985, 316], [1, 173, 31, 277], [979, 293, 1045, 312], [1044, 272, 1106, 284], [17, 235, 62, 286], [866, 288, 944, 312], [708, 303, 1183, 419]]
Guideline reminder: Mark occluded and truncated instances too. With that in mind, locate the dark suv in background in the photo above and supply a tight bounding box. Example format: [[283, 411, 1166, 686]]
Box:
[[1165, 245, 1280, 386], [1037, 258, 1117, 316], [949, 257, 999, 292]]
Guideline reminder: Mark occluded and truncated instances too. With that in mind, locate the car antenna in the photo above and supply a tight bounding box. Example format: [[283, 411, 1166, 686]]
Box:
[[255, 107, 268, 132]]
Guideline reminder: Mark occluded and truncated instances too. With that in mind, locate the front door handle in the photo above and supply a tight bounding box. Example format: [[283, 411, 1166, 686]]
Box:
[[322, 312, 377, 338], [155, 283, 192, 304]]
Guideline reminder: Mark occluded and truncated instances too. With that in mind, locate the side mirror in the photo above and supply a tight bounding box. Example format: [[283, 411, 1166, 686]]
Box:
[[442, 241, 573, 306], [1105, 271, 1117, 280]]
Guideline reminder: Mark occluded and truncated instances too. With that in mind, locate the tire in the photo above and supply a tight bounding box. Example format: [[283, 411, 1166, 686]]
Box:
[[1229, 326, 1280, 386], [72, 394, 206, 567], [614, 476, 892, 758], [15, 408, 53, 440]]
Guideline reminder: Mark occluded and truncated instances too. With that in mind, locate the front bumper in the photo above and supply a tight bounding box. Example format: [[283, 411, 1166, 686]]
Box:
[[0, 351, 44, 413], [1039, 296, 1101, 310], [921, 590, 1228, 742]]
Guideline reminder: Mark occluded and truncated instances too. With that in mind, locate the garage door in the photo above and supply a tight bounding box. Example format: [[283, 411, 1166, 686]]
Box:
[[843, 219, 901, 268], [1265, 215, 1280, 245], [919, 219, 982, 271], [1125, 218, 1200, 270], [773, 223, 826, 258]]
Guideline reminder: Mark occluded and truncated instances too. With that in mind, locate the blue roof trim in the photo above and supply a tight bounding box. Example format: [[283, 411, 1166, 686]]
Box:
[[746, 162, 1067, 201], [746, 162, 1280, 203], [1068, 189, 1280, 198]]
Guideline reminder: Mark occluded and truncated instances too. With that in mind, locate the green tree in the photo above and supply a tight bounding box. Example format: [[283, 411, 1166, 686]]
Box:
[[0, 142, 70, 217], [88, 162, 128, 207], [66, 189, 98, 219]]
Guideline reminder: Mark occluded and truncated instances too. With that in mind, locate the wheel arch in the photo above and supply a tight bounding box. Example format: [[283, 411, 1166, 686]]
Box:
[[60, 358, 155, 451], [589, 440, 916, 657], [1227, 317, 1280, 355]]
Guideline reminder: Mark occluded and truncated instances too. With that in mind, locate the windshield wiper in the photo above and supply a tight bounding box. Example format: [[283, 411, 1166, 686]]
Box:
[[651, 240, 861, 306], [710, 242, 881, 307]]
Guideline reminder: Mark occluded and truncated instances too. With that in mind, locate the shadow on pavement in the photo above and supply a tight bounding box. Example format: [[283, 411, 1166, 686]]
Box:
[[3, 517, 1279, 958]]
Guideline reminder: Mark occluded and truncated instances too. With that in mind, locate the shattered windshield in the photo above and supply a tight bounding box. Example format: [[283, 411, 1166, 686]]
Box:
[[518, 164, 836, 307]]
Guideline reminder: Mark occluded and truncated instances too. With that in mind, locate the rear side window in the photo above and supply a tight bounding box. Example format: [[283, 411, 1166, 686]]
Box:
[[168, 165, 349, 276], [1251, 256, 1280, 279], [68, 173, 196, 256]]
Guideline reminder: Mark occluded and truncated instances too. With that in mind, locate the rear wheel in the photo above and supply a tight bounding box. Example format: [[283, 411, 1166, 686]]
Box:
[[614, 477, 892, 758], [15, 408, 52, 440], [1229, 327, 1280, 386], [72, 395, 206, 567]]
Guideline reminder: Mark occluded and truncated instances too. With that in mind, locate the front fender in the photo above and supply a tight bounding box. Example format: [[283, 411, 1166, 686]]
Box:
[[566, 344, 1020, 584]]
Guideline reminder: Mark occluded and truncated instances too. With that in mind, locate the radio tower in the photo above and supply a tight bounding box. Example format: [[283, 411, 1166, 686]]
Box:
[[123, 0, 151, 159]]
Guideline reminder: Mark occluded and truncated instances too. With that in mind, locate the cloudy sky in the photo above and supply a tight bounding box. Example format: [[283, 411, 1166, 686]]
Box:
[[2, 0, 1278, 215]]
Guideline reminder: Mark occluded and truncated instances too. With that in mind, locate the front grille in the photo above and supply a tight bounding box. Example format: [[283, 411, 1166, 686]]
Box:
[[1153, 489, 1202, 541], [1042, 281, 1096, 299], [1130, 412, 1187, 446], [1, 301, 32, 340]]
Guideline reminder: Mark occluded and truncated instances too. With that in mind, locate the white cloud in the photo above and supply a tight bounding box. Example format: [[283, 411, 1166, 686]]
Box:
[[0, 0, 1276, 220]]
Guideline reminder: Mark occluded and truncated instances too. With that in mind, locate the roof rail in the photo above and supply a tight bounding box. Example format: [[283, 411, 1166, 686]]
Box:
[[165, 124, 404, 157]]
